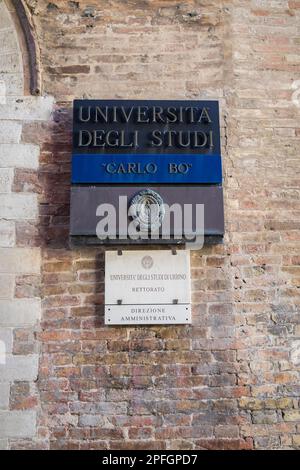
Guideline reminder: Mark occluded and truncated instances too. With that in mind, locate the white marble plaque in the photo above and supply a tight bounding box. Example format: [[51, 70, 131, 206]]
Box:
[[105, 250, 191, 325]]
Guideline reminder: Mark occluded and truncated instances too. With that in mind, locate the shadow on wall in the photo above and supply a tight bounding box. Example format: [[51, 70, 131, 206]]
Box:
[[27, 99, 244, 449]]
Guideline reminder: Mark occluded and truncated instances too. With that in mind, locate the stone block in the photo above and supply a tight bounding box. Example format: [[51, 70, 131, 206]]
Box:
[[0, 30, 18, 54], [0, 168, 13, 193], [0, 328, 13, 354], [0, 194, 38, 220], [0, 144, 39, 169], [0, 410, 36, 438], [0, 96, 54, 121], [0, 73, 23, 96], [0, 220, 15, 247], [0, 3, 14, 29], [0, 275, 14, 299], [0, 299, 41, 326], [0, 248, 41, 274], [0, 355, 38, 382], [0, 382, 10, 409], [0, 439, 8, 450], [0, 121, 22, 143], [0, 53, 22, 74]]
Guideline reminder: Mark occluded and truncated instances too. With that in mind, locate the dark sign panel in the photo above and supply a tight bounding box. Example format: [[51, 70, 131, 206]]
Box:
[[70, 186, 224, 242], [72, 100, 222, 184], [70, 99, 224, 245]]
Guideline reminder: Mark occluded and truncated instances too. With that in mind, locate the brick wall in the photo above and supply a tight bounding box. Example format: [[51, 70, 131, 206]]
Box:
[[1, 0, 300, 450]]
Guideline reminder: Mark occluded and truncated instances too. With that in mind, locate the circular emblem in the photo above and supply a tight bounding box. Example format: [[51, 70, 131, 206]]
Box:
[[129, 189, 165, 232], [141, 255, 154, 269]]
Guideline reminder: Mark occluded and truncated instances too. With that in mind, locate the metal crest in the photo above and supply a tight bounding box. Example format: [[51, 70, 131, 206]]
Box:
[[129, 189, 165, 232]]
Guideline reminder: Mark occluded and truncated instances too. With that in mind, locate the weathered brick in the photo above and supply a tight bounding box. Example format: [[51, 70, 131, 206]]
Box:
[[10, 382, 38, 410], [195, 438, 253, 450], [15, 275, 40, 298], [292, 435, 300, 447], [283, 410, 300, 422], [78, 414, 105, 427], [252, 411, 278, 425], [214, 425, 240, 439], [48, 65, 90, 75]]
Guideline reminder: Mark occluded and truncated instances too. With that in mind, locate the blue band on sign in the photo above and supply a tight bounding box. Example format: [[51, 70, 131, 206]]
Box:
[[72, 154, 222, 184]]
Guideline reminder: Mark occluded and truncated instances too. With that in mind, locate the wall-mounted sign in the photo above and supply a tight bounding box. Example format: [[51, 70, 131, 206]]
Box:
[[70, 98, 224, 245], [72, 100, 222, 184], [105, 250, 191, 325]]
